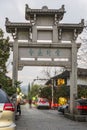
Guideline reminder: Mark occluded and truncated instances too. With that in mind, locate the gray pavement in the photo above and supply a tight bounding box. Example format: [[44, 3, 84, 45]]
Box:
[[16, 104, 87, 130]]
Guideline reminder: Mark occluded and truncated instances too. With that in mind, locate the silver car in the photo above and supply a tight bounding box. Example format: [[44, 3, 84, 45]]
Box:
[[0, 88, 16, 130]]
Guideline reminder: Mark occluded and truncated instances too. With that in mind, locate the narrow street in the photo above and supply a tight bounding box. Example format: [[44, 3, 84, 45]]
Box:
[[16, 104, 87, 130]]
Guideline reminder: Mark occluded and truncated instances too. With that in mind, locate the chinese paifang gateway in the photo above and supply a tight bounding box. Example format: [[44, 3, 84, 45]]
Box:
[[5, 4, 84, 114]]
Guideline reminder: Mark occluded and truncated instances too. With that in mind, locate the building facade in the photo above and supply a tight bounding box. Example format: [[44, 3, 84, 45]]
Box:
[[46, 68, 87, 87]]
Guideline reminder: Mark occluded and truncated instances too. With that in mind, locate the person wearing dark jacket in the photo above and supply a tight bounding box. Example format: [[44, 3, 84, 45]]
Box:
[[29, 99, 32, 108]]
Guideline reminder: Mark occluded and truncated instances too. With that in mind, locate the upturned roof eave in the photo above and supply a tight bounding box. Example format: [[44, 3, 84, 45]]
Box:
[[57, 22, 84, 34], [25, 4, 65, 20], [58, 20, 84, 32], [26, 10, 65, 15], [25, 4, 65, 14], [5, 18, 32, 33]]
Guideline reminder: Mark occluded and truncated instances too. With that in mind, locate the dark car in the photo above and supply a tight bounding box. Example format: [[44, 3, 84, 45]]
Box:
[[58, 99, 87, 115], [73, 98, 87, 115], [58, 104, 69, 114]]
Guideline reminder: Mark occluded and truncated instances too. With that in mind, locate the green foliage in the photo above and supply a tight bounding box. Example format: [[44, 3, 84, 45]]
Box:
[[39, 85, 70, 103], [5, 86, 16, 96], [28, 84, 40, 99], [28, 84, 70, 103], [0, 28, 16, 96], [78, 86, 87, 98], [14, 80, 22, 95], [39, 86, 52, 101], [0, 29, 10, 73], [57, 85, 70, 98], [14, 80, 22, 87], [28, 83, 87, 103], [0, 72, 16, 96]]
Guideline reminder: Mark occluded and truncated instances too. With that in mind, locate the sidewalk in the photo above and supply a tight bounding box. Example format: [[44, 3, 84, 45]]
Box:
[[15, 104, 30, 130]]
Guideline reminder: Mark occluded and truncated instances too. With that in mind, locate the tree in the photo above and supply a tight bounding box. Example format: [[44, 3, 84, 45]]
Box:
[[0, 28, 16, 96], [77, 22, 87, 67], [39, 85, 70, 103], [41, 67, 65, 81], [13, 80, 22, 97], [0, 72, 16, 96], [39, 86, 52, 101], [0, 28, 10, 73], [78, 86, 87, 98], [28, 84, 40, 99], [57, 85, 70, 99]]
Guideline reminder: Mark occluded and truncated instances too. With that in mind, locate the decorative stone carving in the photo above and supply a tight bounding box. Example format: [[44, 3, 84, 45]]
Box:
[[73, 29, 78, 40], [58, 28, 62, 40], [42, 6, 48, 11], [54, 14, 58, 25]]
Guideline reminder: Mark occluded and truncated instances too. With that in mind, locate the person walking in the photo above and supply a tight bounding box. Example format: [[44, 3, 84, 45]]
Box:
[[16, 95, 21, 116], [29, 99, 32, 108]]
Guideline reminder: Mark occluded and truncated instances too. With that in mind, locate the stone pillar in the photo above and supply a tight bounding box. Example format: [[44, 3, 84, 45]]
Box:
[[32, 25, 37, 42], [70, 42, 77, 114], [12, 39, 18, 86], [53, 25, 58, 43]]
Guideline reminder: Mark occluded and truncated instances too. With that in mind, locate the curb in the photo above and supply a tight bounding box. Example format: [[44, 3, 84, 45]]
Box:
[[64, 113, 87, 122]]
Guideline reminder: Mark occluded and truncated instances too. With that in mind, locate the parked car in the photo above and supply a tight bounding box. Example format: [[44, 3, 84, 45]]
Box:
[[36, 98, 50, 109], [0, 88, 16, 130], [73, 98, 87, 115], [58, 104, 69, 114], [58, 98, 87, 115]]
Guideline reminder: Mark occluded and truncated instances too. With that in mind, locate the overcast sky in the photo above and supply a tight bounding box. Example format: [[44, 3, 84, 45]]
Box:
[[0, 0, 87, 86]]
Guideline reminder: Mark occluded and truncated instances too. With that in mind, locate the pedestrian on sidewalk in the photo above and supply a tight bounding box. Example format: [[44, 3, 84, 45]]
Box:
[[17, 95, 21, 115], [29, 99, 32, 108]]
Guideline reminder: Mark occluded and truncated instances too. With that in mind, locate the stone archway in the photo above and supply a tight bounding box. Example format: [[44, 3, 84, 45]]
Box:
[[5, 4, 84, 114]]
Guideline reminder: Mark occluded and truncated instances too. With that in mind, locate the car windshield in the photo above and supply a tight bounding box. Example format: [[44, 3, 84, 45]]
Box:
[[79, 99, 87, 106], [0, 89, 10, 103], [38, 98, 49, 102]]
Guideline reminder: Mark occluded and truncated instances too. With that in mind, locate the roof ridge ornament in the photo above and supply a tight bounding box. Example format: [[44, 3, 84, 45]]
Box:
[[59, 4, 65, 12], [42, 6, 48, 11], [61, 5, 65, 10], [80, 19, 84, 26], [5, 17, 10, 25], [25, 4, 30, 10], [25, 4, 29, 8]]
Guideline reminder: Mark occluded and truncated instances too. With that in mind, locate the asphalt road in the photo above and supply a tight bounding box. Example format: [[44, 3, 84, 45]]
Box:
[[16, 104, 87, 130]]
